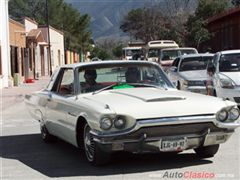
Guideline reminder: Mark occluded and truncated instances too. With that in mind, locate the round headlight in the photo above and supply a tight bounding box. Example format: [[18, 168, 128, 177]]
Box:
[[100, 117, 112, 130], [114, 117, 126, 129], [217, 109, 228, 122], [228, 108, 240, 120]]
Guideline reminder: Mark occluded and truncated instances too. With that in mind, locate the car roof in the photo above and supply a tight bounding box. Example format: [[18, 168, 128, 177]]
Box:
[[161, 47, 197, 51], [180, 53, 214, 59], [219, 49, 240, 54], [60, 60, 158, 69], [122, 47, 142, 50]]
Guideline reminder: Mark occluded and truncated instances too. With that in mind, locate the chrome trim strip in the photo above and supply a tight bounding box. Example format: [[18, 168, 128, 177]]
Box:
[[91, 115, 216, 138], [93, 131, 234, 145], [91, 115, 240, 138]]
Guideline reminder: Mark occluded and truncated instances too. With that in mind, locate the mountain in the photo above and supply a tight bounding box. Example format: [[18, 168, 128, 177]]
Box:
[[65, 0, 197, 41], [65, 0, 164, 40]]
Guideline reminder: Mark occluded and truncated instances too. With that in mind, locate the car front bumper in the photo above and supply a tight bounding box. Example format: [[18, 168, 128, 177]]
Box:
[[91, 115, 240, 153], [186, 86, 207, 95]]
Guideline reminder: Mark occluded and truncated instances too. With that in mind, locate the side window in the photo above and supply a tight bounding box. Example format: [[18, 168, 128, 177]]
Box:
[[54, 68, 74, 96], [172, 58, 180, 67]]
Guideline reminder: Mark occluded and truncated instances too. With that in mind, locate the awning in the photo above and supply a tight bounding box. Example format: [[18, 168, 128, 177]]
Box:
[[27, 29, 46, 44]]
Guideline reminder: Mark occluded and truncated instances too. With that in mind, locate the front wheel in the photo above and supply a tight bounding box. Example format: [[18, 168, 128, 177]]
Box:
[[40, 124, 56, 143], [177, 81, 181, 90], [194, 144, 219, 158], [83, 123, 110, 166]]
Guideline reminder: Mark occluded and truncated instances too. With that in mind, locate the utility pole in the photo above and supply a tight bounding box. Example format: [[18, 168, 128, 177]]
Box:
[[46, 0, 52, 75]]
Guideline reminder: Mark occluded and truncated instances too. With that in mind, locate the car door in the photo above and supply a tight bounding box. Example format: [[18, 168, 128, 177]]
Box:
[[45, 68, 76, 144], [168, 57, 180, 85]]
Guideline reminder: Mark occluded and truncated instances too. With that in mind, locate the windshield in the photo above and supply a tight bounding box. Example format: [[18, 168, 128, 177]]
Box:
[[179, 56, 213, 72], [78, 63, 173, 94], [219, 53, 240, 72], [160, 49, 197, 61], [125, 49, 142, 56], [161, 50, 179, 61], [148, 49, 160, 58]]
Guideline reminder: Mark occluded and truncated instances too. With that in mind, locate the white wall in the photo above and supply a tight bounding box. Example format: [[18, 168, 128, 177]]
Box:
[[24, 19, 38, 34], [0, 0, 11, 88], [49, 27, 64, 71]]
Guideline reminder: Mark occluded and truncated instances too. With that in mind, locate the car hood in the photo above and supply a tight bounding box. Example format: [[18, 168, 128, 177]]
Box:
[[81, 88, 233, 119], [220, 72, 240, 85], [179, 70, 208, 81]]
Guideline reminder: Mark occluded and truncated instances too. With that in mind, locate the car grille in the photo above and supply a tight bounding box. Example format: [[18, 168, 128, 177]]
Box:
[[113, 123, 227, 141], [188, 80, 205, 86]]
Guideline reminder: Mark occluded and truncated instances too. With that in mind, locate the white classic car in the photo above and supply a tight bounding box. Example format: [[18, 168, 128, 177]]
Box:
[[168, 53, 214, 94], [211, 50, 240, 108], [25, 60, 240, 165]]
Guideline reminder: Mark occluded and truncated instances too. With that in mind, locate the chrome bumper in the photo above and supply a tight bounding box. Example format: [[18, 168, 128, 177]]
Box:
[[90, 115, 239, 153], [92, 130, 233, 153]]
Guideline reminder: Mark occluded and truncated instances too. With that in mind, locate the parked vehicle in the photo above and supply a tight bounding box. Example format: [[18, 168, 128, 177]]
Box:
[[146, 40, 179, 62], [211, 50, 240, 108], [122, 47, 144, 60], [25, 60, 240, 165], [168, 53, 214, 94], [159, 47, 198, 70]]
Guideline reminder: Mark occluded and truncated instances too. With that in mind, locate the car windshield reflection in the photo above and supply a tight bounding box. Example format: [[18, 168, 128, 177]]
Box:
[[78, 63, 173, 94]]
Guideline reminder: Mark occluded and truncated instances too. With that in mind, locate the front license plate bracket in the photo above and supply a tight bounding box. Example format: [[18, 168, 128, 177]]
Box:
[[159, 137, 187, 152]]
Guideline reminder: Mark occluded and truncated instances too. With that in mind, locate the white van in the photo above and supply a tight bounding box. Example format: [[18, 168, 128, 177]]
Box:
[[160, 47, 198, 70], [122, 47, 143, 60], [146, 40, 179, 62], [211, 50, 240, 107]]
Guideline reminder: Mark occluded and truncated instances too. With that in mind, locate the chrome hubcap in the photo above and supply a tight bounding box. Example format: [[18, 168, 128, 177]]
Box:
[[84, 125, 95, 162]]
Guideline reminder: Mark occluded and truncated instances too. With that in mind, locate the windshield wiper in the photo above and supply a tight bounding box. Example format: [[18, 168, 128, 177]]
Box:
[[127, 83, 168, 90], [92, 83, 118, 95]]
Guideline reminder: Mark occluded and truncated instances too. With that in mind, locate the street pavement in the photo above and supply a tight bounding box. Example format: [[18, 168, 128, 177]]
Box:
[[0, 77, 240, 180], [1, 76, 50, 111]]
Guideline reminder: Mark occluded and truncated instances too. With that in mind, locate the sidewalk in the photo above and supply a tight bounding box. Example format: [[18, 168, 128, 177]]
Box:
[[1, 76, 50, 111]]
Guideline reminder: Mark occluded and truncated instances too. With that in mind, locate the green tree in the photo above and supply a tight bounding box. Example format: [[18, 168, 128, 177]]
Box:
[[89, 47, 111, 60], [120, 7, 168, 43], [185, 0, 230, 48], [112, 44, 123, 59], [9, 0, 92, 55]]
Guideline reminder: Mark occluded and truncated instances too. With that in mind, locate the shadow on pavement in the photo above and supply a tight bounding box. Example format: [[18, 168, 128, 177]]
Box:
[[0, 134, 212, 177]]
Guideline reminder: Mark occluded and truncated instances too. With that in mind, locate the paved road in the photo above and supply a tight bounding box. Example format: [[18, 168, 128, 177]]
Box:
[[1, 79, 240, 180]]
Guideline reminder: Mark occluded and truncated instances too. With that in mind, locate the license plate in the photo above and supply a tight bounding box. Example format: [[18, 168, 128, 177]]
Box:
[[160, 138, 187, 152]]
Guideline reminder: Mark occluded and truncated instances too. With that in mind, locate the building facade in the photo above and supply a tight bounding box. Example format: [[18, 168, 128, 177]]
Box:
[[206, 7, 240, 52], [9, 19, 26, 85], [39, 25, 65, 73], [24, 17, 49, 80]]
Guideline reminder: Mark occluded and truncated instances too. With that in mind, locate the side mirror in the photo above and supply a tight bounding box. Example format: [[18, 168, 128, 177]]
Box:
[[170, 66, 177, 72]]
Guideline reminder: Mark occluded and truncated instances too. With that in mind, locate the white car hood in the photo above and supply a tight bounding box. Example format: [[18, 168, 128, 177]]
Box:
[[179, 70, 208, 81], [82, 88, 232, 119], [220, 72, 240, 85]]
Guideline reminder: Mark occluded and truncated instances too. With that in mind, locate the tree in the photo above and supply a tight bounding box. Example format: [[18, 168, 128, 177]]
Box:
[[185, 0, 230, 48], [232, 0, 240, 6], [89, 47, 111, 60], [9, 0, 92, 54], [120, 7, 168, 43], [120, 0, 195, 45], [112, 44, 123, 59]]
